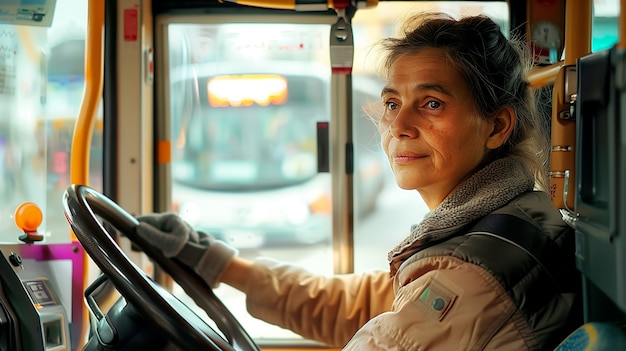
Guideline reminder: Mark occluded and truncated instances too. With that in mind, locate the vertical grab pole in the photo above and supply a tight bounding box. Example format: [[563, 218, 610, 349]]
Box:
[[71, 0, 104, 189], [549, 0, 592, 211], [330, 9, 355, 274], [69, 0, 105, 349]]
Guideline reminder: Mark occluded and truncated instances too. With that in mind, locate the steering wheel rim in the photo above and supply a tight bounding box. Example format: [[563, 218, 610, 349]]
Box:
[[63, 184, 259, 351]]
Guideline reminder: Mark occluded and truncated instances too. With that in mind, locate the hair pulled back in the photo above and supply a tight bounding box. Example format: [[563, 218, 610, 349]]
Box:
[[379, 13, 550, 189]]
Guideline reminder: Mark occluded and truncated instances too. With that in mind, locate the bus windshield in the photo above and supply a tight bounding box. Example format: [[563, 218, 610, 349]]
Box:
[[169, 23, 332, 193], [174, 73, 325, 191]]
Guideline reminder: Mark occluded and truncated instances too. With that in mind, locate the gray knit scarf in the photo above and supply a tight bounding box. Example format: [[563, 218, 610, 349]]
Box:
[[388, 156, 535, 276]]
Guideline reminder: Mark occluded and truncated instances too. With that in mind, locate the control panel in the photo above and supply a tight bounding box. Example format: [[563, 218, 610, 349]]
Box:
[[0, 248, 71, 351], [0, 202, 77, 351]]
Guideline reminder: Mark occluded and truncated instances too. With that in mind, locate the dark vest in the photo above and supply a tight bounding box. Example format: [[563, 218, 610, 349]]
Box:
[[412, 209, 582, 350]]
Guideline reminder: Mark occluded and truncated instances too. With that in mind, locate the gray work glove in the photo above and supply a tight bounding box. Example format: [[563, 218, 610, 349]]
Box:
[[135, 212, 237, 288]]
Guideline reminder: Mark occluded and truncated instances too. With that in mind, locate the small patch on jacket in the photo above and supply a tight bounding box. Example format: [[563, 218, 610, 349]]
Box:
[[416, 279, 457, 321]]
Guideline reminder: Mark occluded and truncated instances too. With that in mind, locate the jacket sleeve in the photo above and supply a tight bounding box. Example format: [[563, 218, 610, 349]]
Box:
[[343, 256, 526, 351], [243, 257, 395, 347]]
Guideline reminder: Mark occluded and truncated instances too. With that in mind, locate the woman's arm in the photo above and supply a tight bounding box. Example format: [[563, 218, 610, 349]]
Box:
[[221, 256, 395, 347]]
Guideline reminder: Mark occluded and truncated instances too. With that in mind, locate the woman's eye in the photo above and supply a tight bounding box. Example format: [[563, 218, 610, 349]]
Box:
[[426, 100, 441, 109], [385, 101, 399, 111]]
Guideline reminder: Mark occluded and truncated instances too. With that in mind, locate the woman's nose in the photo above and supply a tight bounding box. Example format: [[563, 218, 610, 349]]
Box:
[[389, 110, 418, 139]]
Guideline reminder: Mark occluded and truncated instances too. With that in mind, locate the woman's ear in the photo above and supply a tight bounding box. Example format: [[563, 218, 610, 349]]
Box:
[[486, 107, 516, 150]]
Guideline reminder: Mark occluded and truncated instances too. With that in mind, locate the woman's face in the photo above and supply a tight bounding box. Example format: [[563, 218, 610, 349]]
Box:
[[379, 48, 496, 210]]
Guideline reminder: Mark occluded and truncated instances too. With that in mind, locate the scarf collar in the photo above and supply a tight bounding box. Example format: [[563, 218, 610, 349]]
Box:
[[388, 157, 535, 276]]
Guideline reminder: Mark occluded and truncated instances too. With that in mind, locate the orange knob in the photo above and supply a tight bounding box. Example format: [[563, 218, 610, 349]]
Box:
[[15, 202, 43, 233]]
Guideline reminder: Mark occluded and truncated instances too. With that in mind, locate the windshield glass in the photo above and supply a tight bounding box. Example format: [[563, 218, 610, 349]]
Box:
[[169, 24, 330, 192], [174, 74, 325, 191]]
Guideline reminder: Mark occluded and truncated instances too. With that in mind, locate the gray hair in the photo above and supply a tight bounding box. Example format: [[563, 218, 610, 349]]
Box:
[[378, 13, 550, 190]]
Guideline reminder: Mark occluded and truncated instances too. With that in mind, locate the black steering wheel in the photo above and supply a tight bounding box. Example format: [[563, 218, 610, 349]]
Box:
[[63, 184, 260, 351]]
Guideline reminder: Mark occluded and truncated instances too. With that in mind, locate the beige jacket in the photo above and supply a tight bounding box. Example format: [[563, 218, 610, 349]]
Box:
[[242, 191, 579, 350]]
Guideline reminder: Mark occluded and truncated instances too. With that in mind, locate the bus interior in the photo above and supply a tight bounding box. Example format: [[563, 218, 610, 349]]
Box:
[[0, 0, 623, 350]]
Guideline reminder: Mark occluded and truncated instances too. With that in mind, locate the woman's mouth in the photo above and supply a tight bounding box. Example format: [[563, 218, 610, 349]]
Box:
[[392, 153, 427, 164]]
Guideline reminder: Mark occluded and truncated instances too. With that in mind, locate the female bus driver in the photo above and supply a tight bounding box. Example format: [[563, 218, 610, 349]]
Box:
[[137, 13, 581, 350]]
